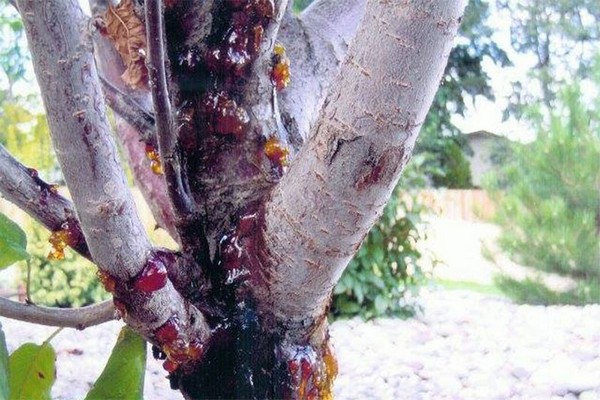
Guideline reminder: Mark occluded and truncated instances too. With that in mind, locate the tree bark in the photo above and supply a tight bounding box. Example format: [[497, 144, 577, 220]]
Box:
[[259, 0, 466, 337], [2, 0, 466, 398], [16, 0, 212, 362]]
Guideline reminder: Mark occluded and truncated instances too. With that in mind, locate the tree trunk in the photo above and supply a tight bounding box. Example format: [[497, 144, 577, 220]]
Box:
[[5, 0, 466, 398]]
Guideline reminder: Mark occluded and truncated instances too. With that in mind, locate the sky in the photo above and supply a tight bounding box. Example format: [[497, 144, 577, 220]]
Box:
[[451, 2, 538, 142]]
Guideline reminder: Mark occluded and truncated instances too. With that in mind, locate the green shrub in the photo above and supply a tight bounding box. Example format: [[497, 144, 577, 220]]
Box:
[[431, 139, 473, 189], [331, 155, 433, 320], [485, 83, 600, 305], [19, 221, 110, 307]]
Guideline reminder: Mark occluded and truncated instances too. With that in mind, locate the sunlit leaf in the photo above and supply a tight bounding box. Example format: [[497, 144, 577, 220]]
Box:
[[8, 342, 56, 400], [85, 326, 146, 400], [0, 212, 28, 269]]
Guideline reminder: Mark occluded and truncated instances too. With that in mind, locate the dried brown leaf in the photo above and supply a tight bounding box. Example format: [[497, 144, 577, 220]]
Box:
[[102, 0, 148, 90]]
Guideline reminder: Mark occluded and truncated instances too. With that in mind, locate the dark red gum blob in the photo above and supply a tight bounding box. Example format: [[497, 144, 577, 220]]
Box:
[[218, 233, 243, 272], [133, 253, 169, 293], [27, 167, 38, 178], [200, 91, 250, 137], [163, 359, 179, 373], [155, 316, 181, 344]]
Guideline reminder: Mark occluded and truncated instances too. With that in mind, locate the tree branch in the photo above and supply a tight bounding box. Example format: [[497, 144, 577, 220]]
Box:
[[18, 0, 150, 280], [17, 0, 211, 349], [145, 0, 202, 254], [88, 0, 179, 242], [0, 145, 91, 259], [100, 76, 156, 145], [0, 298, 115, 329], [261, 0, 467, 339], [116, 120, 181, 242], [277, 0, 367, 148]]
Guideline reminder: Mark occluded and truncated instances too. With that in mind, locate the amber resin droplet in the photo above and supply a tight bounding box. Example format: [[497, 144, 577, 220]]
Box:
[[97, 269, 117, 293], [47, 248, 65, 261], [264, 137, 289, 167], [150, 160, 163, 175], [47, 221, 80, 261], [271, 43, 291, 91], [144, 144, 164, 175], [317, 343, 338, 400]]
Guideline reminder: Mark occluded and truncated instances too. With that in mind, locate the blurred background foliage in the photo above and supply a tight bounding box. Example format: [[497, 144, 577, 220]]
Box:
[[485, 77, 600, 305]]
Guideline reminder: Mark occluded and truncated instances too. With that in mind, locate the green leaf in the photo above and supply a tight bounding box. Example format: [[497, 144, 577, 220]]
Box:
[[85, 326, 147, 400], [0, 322, 9, 400], [9, 342, 56, 400], [0, 212, 28, 269], [374, 295, 389, 315]]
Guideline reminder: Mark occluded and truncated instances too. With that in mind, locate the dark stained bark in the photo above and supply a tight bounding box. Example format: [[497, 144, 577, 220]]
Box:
[[1, 0, 466, 398]]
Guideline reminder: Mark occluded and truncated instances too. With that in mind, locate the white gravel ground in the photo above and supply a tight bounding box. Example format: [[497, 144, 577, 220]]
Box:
[[2, 217, 598, 399], [2, 289, 599, 400]]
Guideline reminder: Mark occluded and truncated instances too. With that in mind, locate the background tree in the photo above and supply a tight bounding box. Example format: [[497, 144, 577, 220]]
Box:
[[416, 0, 510, 188], [485, 75, 600, 305], [0, 0, 465, 398], [498, 0, 600, 115]]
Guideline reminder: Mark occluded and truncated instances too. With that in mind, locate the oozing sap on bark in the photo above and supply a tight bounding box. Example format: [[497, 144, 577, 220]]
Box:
[[167, 206, 338, 399], [102, 1, 336, 397]]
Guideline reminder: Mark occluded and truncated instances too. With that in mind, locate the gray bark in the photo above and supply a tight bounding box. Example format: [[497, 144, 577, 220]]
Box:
[[260, 0, 467, 340], [2, 0, 466, 395], [278, 0, 367, 148], [87, 0, 179, 242], [0, 144, 91, 259], [16, 0, 210, 345], [0, 298, 115, 329], [17, 0, 149, 281]]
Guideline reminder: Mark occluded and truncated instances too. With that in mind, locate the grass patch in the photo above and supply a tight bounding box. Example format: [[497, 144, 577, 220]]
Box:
[[494, 276, 600, 306], [434, 278, 506, 297]]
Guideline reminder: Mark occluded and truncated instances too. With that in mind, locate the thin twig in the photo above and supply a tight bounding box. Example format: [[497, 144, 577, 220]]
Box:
[[25, 258, 32, 304], [144, 0, 173, 161], [0, 298, 116, 329], [0, 145, 92, 260], [145, 0, 195, 236], [43, 327, 64, 344], [100, 75, 156, 145]]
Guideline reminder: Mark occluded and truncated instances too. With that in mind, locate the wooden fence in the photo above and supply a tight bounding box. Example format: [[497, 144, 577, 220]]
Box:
[[416, 189, 496, 222]]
